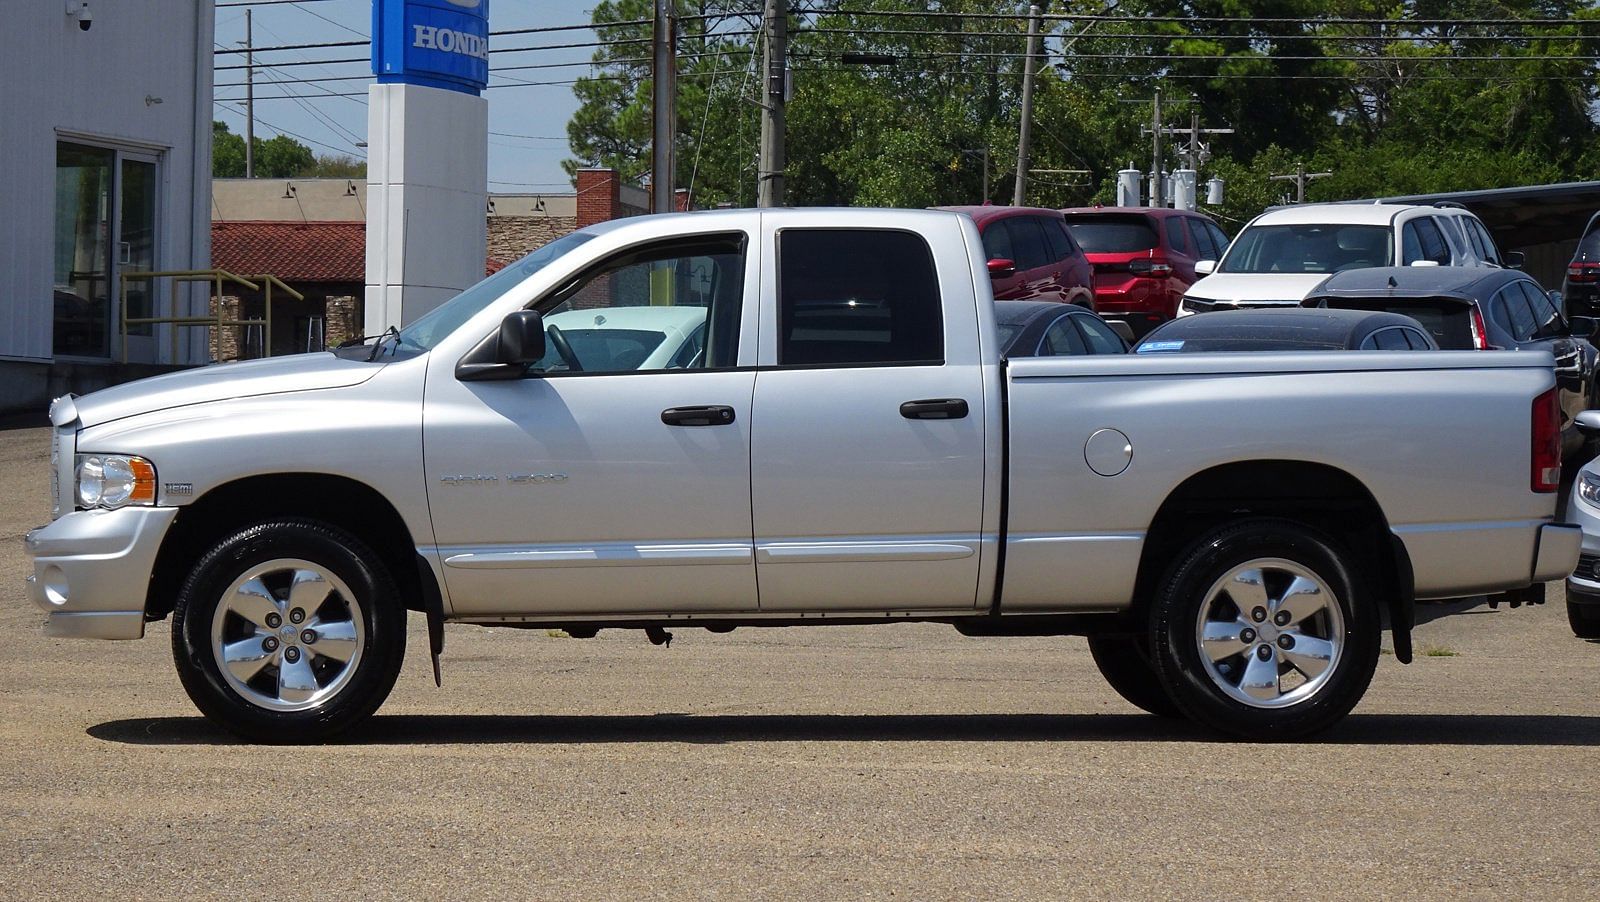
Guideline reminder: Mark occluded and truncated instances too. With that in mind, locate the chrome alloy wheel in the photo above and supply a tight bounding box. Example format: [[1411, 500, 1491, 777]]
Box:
[[1194, 558, 1345, 709], [209, 559, 366, 712]]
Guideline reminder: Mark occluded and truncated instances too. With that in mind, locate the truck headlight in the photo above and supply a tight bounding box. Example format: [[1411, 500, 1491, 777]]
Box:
[[75, 454, 156, 509], [1579, 472, 1600, 509]]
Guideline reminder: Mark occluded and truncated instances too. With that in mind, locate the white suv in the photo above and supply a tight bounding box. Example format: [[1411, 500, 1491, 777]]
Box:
[[1179, 202, 1512, 315]]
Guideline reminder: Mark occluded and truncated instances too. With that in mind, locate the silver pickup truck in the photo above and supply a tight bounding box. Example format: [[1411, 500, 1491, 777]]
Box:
[[25, 209, 1580, 742]]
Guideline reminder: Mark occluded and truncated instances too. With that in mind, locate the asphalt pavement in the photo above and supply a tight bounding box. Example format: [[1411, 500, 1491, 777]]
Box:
[[2, 423, 1597, 900]]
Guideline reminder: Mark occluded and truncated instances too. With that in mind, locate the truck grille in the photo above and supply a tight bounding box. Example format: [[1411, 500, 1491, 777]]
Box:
[[1578, 553, 1600, 582]]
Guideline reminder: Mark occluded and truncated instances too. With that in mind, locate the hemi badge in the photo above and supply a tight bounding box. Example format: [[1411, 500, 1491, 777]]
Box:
[[165, 482, 194, 496]]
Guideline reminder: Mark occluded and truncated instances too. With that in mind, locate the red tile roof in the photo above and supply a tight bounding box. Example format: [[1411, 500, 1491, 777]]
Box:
[[212, 220, 505, 282]]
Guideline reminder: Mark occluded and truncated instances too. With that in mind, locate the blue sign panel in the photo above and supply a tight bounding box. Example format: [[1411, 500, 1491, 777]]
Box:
[[373, 0, 490, 95]]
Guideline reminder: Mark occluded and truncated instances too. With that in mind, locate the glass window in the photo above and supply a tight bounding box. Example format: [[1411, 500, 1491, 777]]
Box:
[[1165, 217, 1190, 256], [1402, 328, 1433, 349], [1075, 314, 1127, 353], [779, 229, 943, 366], [1401, 221, 1425, 265], [1473, 220, 1502, 265], [1519, 280, 1564, 339], [1185, 218, 1215, 260], [1040, 316, 1088, 356], [54, 143, 115, 357], [398, 231, 595, 351], [1460, 216, 1487, 259], [1003, 217, 1051, 270], [981, 220, 1015, 262], [531, 233, 746, 373], [1497, 286, 1538, 341], [119, 159, 158, 337], [1412, 217, 1451, 264], [1040, 217, 1073, 263], [1372, 327, 1411, 350], [1221, 224, 1393, 274], [1206, 223, 1231, 260], [1064, 214, 1159, 253]]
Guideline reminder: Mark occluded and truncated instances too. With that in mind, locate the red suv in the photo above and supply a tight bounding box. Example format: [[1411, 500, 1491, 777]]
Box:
[[937, 206, 1096, 308], [1061, 207, 1230, 336]]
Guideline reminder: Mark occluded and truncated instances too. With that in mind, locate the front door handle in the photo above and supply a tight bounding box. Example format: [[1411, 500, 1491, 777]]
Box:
[[899, 398, 969, 420], [662, 405, 736, 427]]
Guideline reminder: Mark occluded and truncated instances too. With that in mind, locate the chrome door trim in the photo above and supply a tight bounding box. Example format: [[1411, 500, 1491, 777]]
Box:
[[755, 538, 979, 564], [441, 542, 754, 570]]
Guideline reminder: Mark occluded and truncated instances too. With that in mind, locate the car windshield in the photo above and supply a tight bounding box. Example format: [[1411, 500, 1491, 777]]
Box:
[[1064, 215, 1159, 253], [395, 231, 595, 351], [1221, 224, 1393, 274]]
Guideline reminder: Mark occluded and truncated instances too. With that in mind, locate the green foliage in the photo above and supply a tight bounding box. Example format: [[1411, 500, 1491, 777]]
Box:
[[211, 122, 361, 179], [565, 0, 1600, 222]]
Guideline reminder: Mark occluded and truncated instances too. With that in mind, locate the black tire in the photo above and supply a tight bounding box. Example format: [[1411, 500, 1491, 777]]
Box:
[[171, 519, 406, 743], [1086, 633, 1183, 718], [1149, 518, 1380, 741], [1567, 588, 1600, 640]]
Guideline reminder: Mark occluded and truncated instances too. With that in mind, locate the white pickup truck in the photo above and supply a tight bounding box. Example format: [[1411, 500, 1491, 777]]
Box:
[[26, 209, 1579, 742]]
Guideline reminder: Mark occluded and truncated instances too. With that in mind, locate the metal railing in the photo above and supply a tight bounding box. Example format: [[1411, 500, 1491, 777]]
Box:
[[118, 269, 304, 363]]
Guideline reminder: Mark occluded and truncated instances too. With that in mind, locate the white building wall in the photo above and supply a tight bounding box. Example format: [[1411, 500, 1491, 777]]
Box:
[[0, 0, 214, 365]]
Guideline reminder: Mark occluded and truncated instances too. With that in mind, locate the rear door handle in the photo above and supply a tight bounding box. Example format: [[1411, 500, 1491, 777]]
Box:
[[661, 405, 736, 426], [899, 398, 969, 420]]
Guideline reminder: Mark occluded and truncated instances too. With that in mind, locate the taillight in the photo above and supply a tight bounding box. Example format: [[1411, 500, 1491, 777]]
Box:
[[1532, 386, 1561, 493], [1130, 257, 1174, 277], [1568, 262, 1600, 284], [1469, 306, 1491, 350]]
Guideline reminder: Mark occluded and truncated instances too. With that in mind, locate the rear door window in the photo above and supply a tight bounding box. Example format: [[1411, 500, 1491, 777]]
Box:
[[1370, 327, 1411, 350], [1401, 327, 1433, 349], [1040, 316, 1088, 355], [1004, 217, 1052, 271], [1413, 217, 1452, 264], [1472, 220, 1503, 265], [778, 229, 943, 366], [1520, 280, 1565, 339], [1186, 218, 1216, 260], [1460, 217, 1487, 259], [1206, 222, 1231, 260], [1495, 285, 1538, 341], [1074, 314, 1127, 353], [1040, 216, 1074, 263]]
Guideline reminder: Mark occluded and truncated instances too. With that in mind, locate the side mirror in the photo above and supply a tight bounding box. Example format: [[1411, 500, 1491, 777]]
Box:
[[1570, 315, 1597, 339], [1194, 259, 1216, 276], [455, 309, 546, 381], [1577, 410, 1600, 438], [1505, 251, 1526, 270], [1106, 320, 1136, 344], [496, 310, 547, 364], [987, 258, 1016, 278]]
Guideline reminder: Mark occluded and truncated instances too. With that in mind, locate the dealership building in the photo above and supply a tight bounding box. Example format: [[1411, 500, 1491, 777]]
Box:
[[0, 1, 216, 413]]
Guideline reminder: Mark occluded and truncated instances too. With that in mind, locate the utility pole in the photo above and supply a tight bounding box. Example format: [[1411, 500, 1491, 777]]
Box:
[[1269, 162, 1332, 203], [758, 0, 787, 208], [1149, 88, 1163, 207], [650, 0, 676, 213], [1012, 4, 1042, 206], [244, 8, 255, 178]]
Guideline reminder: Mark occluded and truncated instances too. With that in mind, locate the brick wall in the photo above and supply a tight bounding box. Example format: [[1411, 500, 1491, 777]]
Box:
[[488, 215, 578, 262], [576, 169, 621, 230], [208, 295, 241, 362], [325, 295, 360, 349]]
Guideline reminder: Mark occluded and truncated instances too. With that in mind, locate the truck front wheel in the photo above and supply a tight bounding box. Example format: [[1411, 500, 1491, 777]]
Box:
[[171, 519, 406, 743], [1149, 519, 1380, 740]]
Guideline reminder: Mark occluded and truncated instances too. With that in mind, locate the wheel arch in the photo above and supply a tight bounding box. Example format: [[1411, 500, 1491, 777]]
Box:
[[145, 473, 433, 622], [1131, 459, 1415, 660]]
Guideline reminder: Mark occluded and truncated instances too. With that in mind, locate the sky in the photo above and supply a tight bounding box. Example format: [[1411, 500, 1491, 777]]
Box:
[[212, 0, 600, 193]]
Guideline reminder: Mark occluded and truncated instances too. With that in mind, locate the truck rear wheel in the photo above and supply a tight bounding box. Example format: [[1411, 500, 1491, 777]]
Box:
[[1086, 634, 1181, 718], [171, 519, 406, 743], [1149, 519, 1380, 740]]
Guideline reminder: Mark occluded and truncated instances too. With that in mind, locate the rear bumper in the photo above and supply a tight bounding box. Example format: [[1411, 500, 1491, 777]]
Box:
[[23, 507, 179, 640], [1397, 519, 1580, 598], [1533, 522, 1583, 583]]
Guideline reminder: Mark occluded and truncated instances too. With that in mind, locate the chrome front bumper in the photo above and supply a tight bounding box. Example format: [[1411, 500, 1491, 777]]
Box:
[[24, 507, 179, 640]]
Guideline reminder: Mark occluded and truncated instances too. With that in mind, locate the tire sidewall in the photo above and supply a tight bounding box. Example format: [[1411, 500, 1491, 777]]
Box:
[[171, 520, 405, 743], [1151, 519, 1380, 740]]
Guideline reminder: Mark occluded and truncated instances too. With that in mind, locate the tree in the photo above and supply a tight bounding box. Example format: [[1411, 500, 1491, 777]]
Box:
[[213, 121, 246, 177], [211, 121, 344, 179]]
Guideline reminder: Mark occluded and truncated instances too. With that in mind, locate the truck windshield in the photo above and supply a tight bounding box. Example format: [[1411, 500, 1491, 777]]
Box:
[[396, 231, 595, 351], [1221, 224, 1393, 274]]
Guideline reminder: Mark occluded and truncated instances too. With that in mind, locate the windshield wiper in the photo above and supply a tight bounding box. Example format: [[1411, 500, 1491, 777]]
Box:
[[367, 325, 400, 362]]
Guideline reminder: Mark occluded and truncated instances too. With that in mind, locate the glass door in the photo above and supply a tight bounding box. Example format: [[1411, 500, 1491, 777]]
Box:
[[119, 154, 160, 363], [53, 144, 114, 358]]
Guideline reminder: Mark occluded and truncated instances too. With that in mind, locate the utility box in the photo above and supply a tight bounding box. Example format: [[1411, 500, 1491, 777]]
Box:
[[1116, 166, 1142, 207], [1172, 169, 1198, 211]]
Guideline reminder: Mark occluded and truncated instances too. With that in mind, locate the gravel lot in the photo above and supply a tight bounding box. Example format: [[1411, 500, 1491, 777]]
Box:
[[2, 422, 1597, 900]]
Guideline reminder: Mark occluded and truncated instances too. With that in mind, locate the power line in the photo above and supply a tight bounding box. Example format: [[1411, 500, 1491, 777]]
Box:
[[286, 1, 366, 39], [213, 101, 363, 158]]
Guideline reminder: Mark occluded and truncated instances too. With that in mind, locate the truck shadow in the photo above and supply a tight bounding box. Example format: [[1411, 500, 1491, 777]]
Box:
[[87, 712, 1600, 747]]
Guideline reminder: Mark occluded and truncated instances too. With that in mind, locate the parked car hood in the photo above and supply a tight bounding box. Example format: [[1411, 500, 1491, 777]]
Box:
[[56, 353, 386, 428], [1185, 272, 1331, 304]]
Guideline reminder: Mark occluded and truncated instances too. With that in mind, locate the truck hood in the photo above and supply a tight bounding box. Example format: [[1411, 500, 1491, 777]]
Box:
[[56, 353, 385, 428], [1185, 272, 1330, 305]]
